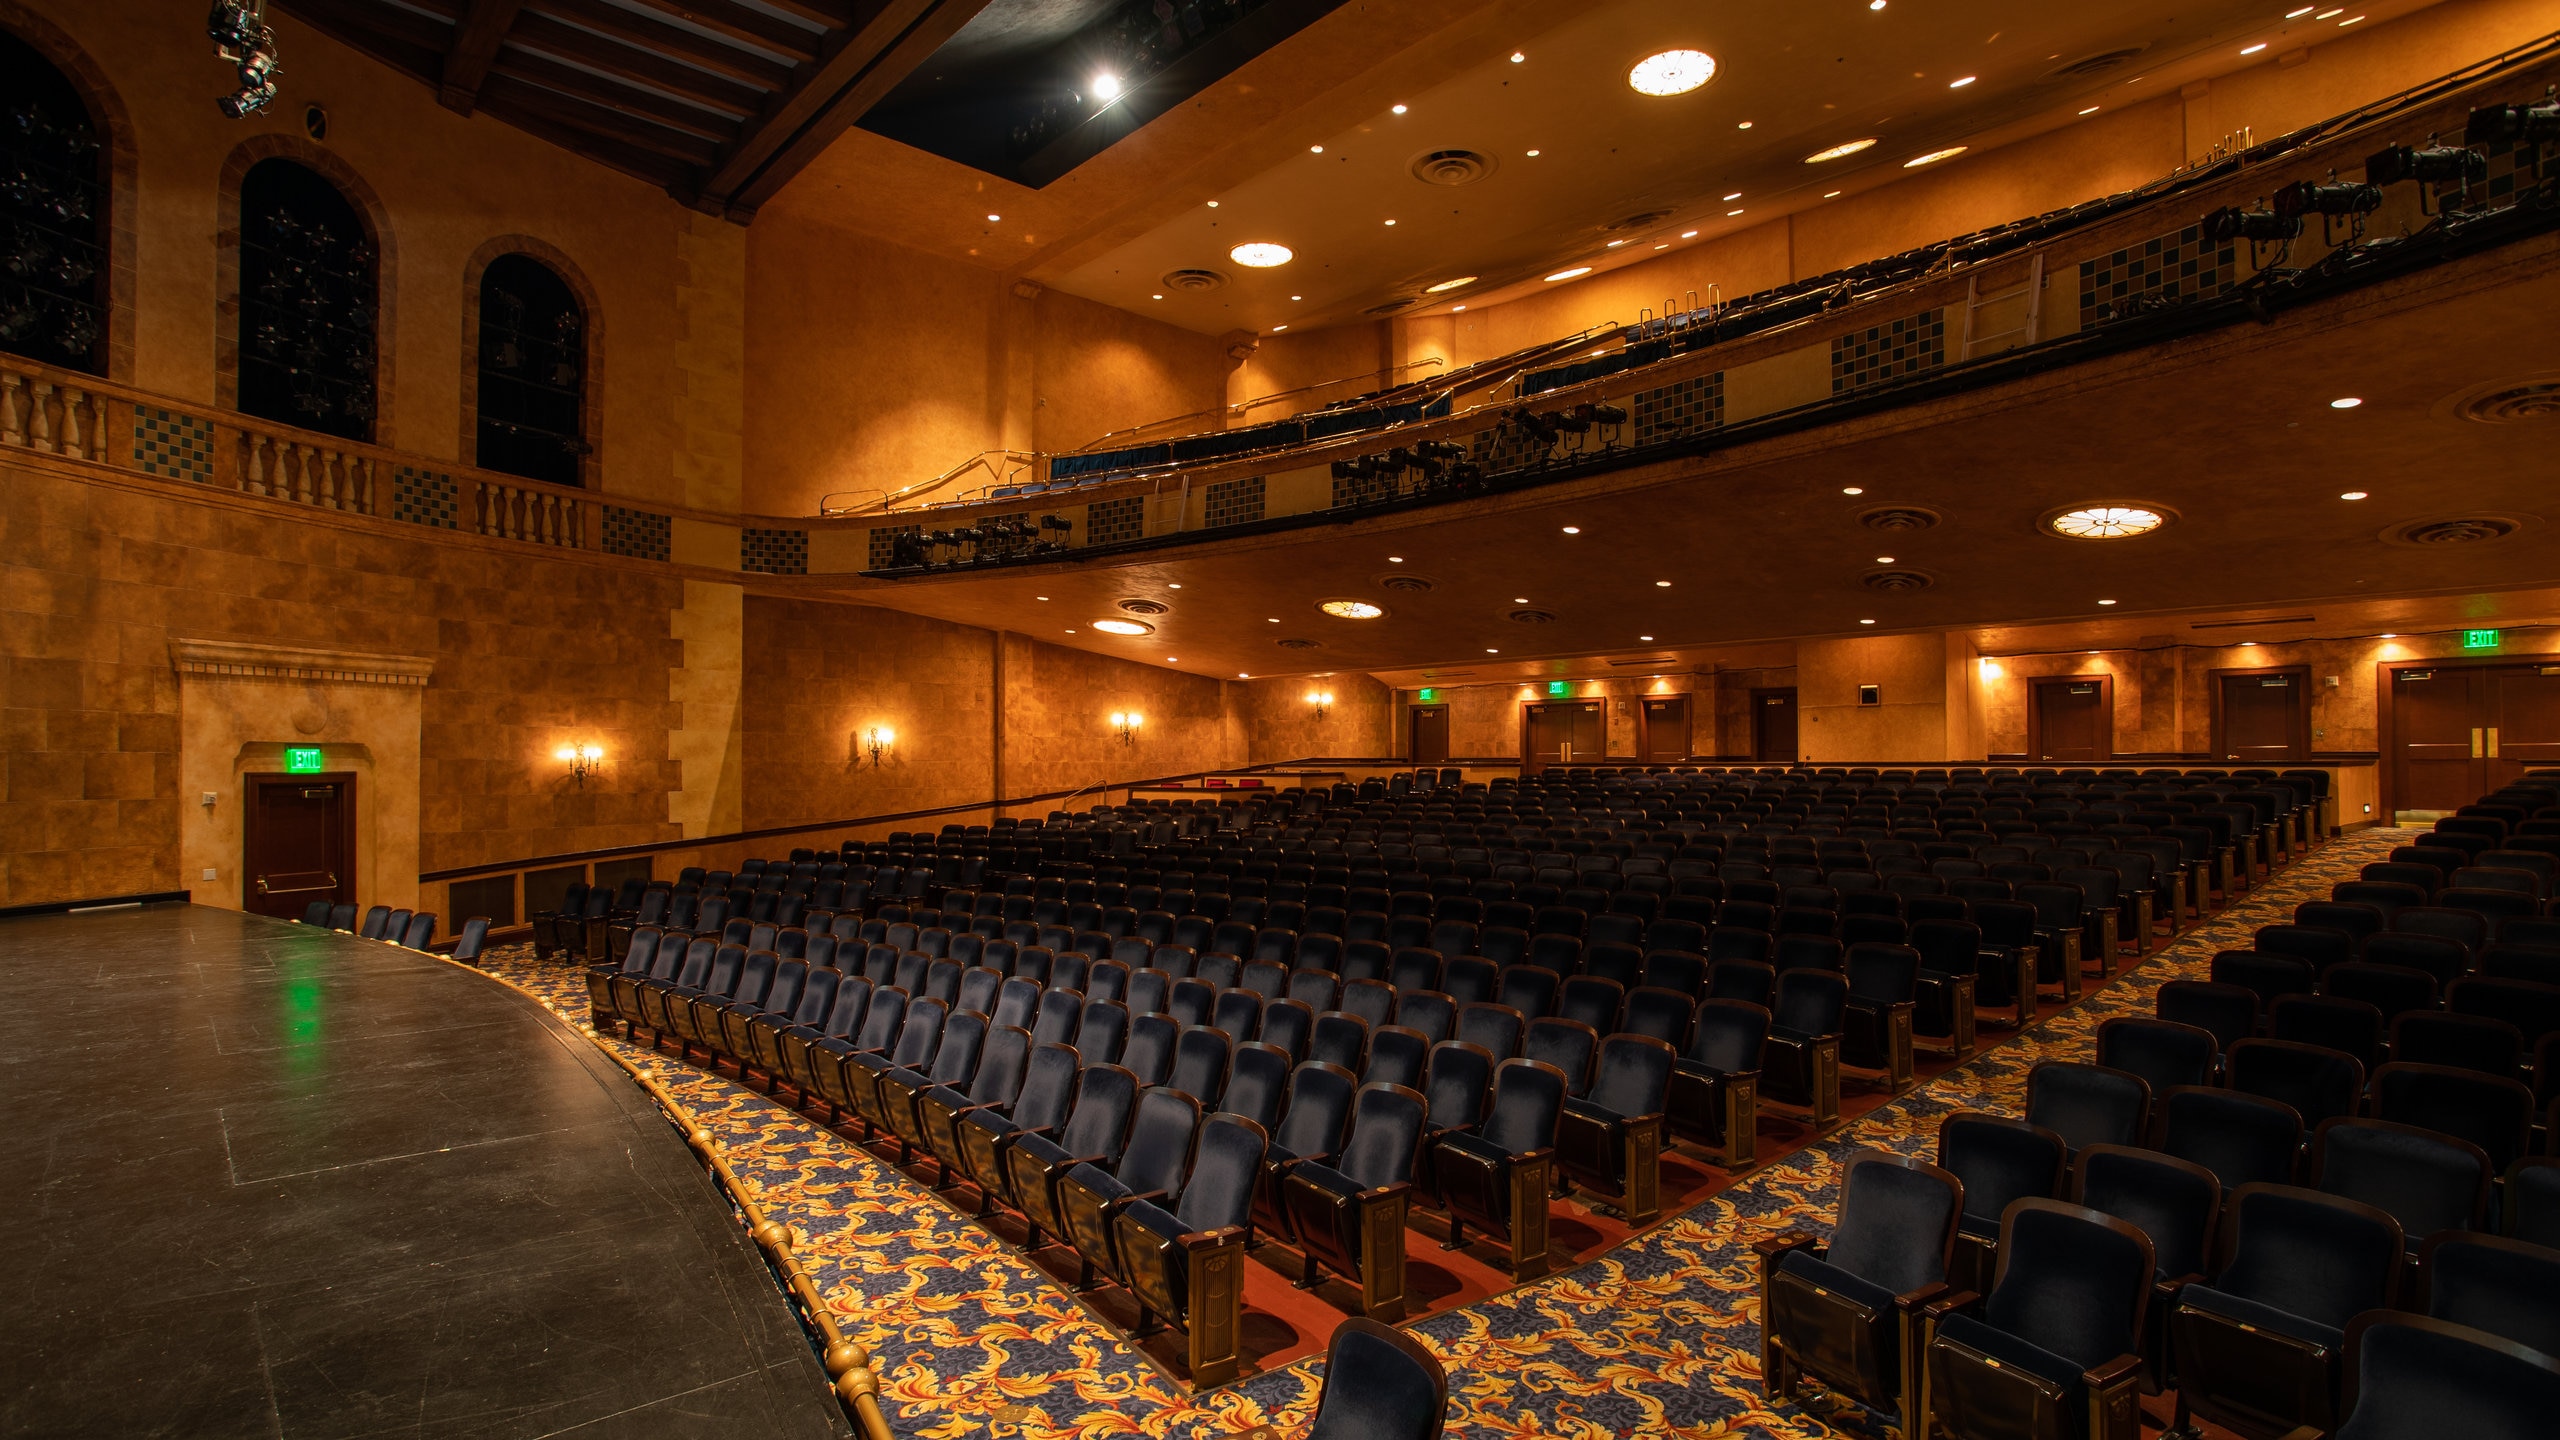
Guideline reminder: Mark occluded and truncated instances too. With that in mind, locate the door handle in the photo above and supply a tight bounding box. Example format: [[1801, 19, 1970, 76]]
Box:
[[2472, 727, 2485, 758], [254, 874, 338, 895], [2487, 727, 2501, 758]]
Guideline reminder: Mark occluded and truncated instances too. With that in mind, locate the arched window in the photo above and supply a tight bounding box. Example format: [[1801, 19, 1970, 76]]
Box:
[[0, 31, 107, 375], [474, 253, 586, 486], [237, 157, 378, 442]]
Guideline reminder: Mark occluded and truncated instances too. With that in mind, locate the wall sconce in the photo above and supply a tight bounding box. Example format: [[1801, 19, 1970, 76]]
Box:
[[862, 725, 895, 768], [1306, 689, 1334, 719], [1110, 710, 1144, 747], [555, 742, 604, 787]]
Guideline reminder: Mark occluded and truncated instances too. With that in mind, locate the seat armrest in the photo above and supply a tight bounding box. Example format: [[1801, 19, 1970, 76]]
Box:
[[2083, 1354, 2142, 1389], [1176, 1223, 1250, 1252], [1752, 1229, 1822, 1263], [1891, 1280, 1950, 1313], [1919, 1289, 1979, 1321], [1355, 1178, 1416, 1205]]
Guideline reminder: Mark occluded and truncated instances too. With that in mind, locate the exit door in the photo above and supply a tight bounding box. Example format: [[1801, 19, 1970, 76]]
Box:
[[2029, 676, 2113, 763], [1752, 688, 1799, 763], [2214, 668, 2310, 764], [2391, 661, 2560, 815], [1410, 706, 1450, 766], [1641, 695, 1692, 763], [1524, 701, 1603, 773], [244, 773, 355, 919]]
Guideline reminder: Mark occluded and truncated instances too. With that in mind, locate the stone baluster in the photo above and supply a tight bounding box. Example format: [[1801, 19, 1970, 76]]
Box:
[[57, 386, 87, 460], [0, 371, 24, 448], [28, 379, 56, 454], [350, 456, 374, 515]]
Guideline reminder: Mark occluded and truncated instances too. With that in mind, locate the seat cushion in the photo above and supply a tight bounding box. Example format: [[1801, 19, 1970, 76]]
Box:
[[1435, 1131, 1510, 1169], [1122, 1197, 1187, 1246], [922, 1083, 972, 1113], [1778, 1247, 1899, 1313], [1938, 1313, 2087, 1392], [1560, 1095, 1627, 1128], [1066, 1160, 1134, 1207], [1011, 1133, 1071, 1170], [2179, 1283, 2346, 1350], [1292, 1160, 1361, 1200]]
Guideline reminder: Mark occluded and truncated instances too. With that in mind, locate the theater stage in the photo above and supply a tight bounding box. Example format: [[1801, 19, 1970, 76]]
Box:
[[0, 902, 851, 1439]]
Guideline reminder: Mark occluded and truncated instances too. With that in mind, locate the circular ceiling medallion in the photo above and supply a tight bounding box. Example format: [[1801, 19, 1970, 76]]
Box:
[[2042, 503, 2173, 540], [1159, 268, 1225, 292], [1628, 49, 1717, 98], [1509, 608, 1557, 624], [2454, 381, 2560, 424], [1863, 568, 1935, 592], [1378, 574, 1435, 592], [2382, 515, 2526, 547], [1277, 637, 1322, 650], [1320, 599, 1386, 619], [1117, 598, 1170, 615], [1090, 618, 1153, 636], [1410, 149, 1496, 186], [1860, 505, 1942, 532]]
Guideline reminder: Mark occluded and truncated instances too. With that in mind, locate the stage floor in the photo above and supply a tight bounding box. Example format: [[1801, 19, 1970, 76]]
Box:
[[0, 903, 851, 1440]]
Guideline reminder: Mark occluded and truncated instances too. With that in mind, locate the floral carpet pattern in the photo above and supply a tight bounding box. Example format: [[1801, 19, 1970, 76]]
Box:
[[481, 827, 2401, 1439]]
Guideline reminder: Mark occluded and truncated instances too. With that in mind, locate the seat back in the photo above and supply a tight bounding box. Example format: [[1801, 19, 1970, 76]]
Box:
[[1827, 1150, 1964, 1294], [1168, 1025, 1232, 1107], [1584, 1033, 1676, 1121], [1221, 1042, 1291, 1132], [1476, 1057, 1569, 1158], [1938, 1112, 2069, 1235], [2226, 1037, 2365, 1129], [1272, 1060, 1360, 1159], [1981, 1200, 2155, 1371], [1524, 1017, 1599, 1095], [2369, 1061, 2536, 1173], [2216, 1183, 2404, 1330], [2312, 1117, 2490, 1248], [1337, 1081, 1429, 1189], [1303, 1317, 1450, 1440], [1057, 1063, 1141, 1163], [2025, 1061, 2152, 1155], [2073, 1144, 2219, 1281]]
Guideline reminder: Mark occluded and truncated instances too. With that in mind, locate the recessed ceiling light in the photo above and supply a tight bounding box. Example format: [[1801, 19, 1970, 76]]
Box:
[[1876, 556, 1896, 563], [1383, 219, 1396, 226], [1681, 230, 1698, 238], [1545, 266, 1592, 282], [2048, 505, 2167, 539], [2315, 6, 2343, 15], [2098, 598, 2118, 605], [1391, 104, 1408, 115], [2241, 42, 2268, 54], [1230, 242, 1294, 267], [1843, 486, 1864, 495], [986, 213, 1001, 222], [1654, 580, 1672, 587], [2079, 105, 2102, 115], [1510, 51, 1525, 63], [1092, 73, 1122, 101], [1425, 276, 1477, 293], [1321, 599, 1385, 619], [1629, 49, 1717, 97], [2288, 5, 2315, 15], [1167, 657, 1177, 662], [2338, 13, 2365, 24], [1727, 208, 1744, 216], [1152, 293, 1164, 300], [2241, 642, 2258, 647], [1723, 191, 1743, 201], [2340, 491, 2369, 500], [1949, 75, 1977, 88], [1561, 526, 1581, 534], [1271, 325, 1288, 332], [2330, 396, 2363, 408], [1824, 191, 1841, 198], [1513, 596, 1530, 604], [1860, 619, 1877, 625], [1239, 672, 1251, 678], [1870, 0, 1886, 9], [1526, 149, 1541, 157], [1092, 618, 1152, 636], [1291, 295, 1302, 300], [2379, 633, 2397, 639], [1737, 121, 1753, 129], [1267, 617, 1279, 623], [1167, 583, 1181, 589], [1387, 555, 1404, 562], [1607, 239, 1626, 248], [1065, 629, 1075, 633], [1904, 146, 1968, 166], [1641, 634, 1655, 641], [1452, 305, 1466, 311], [1206, 200, 1219, 207], [1485, 648, 1500, 654], [1805, 138, 1880, 162], [1036, 595, 1049, 601], [1655, 243, 1669, 249]]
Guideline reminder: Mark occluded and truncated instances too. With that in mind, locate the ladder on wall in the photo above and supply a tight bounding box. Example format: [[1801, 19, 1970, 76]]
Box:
[[1958, 253, 2045, 361]]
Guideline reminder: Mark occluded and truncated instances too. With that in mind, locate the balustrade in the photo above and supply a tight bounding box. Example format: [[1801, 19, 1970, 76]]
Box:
[[475, 479, 583, 548], [0, 369, 109, 461]]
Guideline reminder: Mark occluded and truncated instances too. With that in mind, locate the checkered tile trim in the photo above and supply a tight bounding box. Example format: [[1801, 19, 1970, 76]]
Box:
[[600, 505, 671, 562], [1085, 495, 1144, 546], [2077, 225, 2237, 327], [1331, 468, 1398, 507], [2472, 139, 2537, 208], [390, 465, 460, 529], [131, 407, 214, 483], [1202, 475, 1264, 528], [867, 524, 920, 570], [742, 526, 808, 576], [1832, 309, 1945, 394], [1473, 424, 1552, 476], [1632, 372, 1725, 444]]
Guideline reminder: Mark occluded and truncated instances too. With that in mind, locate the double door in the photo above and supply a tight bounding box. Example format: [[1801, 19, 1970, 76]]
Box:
[[1524, 701, 1603, 773], [2391, 663, 2560, 815]]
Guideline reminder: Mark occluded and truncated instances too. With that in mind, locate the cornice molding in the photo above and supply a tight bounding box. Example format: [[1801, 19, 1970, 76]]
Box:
[[169, 638, 434, 688]]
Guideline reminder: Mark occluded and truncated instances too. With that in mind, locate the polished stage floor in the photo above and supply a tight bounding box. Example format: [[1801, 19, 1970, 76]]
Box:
[[0, 903, 851, 1440]]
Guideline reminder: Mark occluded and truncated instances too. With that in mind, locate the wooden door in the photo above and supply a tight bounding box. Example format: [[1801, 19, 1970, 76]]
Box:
[[1410, 706, 1450, 766], [2029, 676, 2113, 763], [1524, 701, 1604, 772], [2488, 664, 2560, 787], [2390, 666, 2484, 814], [1751, 688, 1799, 762], [244, 773, 355, 919], [1640, 695, 1692, 763], [2214, 668, 2309, 764]]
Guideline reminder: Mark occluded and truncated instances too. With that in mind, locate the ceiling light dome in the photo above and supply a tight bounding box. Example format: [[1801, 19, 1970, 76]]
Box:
[[1320, 599, 1385, 619], [1629, 49, 1717, 97], [1805, 137, 1880, 162], [1229, 242, 1294, 268], [2047, 505, 2168, 539], [1090, 618, 1154, 635]]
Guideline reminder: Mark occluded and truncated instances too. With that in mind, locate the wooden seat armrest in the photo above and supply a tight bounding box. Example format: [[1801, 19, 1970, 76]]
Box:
[[1892, 1281, 1951, 1313], [2082, 1354, 2143, 1390], [1112, 1188, 1173, 1213], [1752, 1229, 1822, 1262], [1176, 1224, 1250, 1252], [1355, 1179, 1417, 1205], [1919, 1289, 1979, 1321], [2156, 1272, 2204, 1298]]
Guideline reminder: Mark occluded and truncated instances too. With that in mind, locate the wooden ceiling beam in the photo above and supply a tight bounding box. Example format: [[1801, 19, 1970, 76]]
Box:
[[490, 49, 736, 142], [506, 12, 768, 115], [618, 0, 824, 64], [702, 0, 993, 215], [439, 0, 527, 112], [479, 75, 722, 167], [527, 0, 795, 90], [753, 0, 862, 27]]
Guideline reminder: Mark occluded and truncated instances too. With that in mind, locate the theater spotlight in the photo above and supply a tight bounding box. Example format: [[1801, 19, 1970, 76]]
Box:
[[1509, 407, 1562, 446], [2202, 204, 2303, 258], [1416, 440, 1466, 461], [1575, 401, 1630, 428], [2465, 93, 2560, 145], [2272, 176, 2382, 244], [2366, 142, 2491, 212], [1551, 407, 1593, 435]]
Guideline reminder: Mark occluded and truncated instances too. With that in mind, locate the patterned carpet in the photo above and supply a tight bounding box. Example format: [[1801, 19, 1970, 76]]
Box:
[[478, 827, 2402, 1439]]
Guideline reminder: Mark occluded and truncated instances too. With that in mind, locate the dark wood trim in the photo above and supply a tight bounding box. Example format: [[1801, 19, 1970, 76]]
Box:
[[529, 0, 796, 89], [2208, 664, 2314, 764], [505, 13, 769, 114], [243, 771, 360, 916], [619, 0, 825, 60], [2373, 650, 2560, 821], [439, 0, 526, 112], [2025, 672, 2115, 764], [1518, 697, 1605, 776], [489, 49, 738, 142]]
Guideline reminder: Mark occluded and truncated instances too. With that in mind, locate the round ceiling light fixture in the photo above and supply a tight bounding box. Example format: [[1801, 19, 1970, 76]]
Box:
[[2046, 504, 2168, 539], [1628, 49, 1717, 97], [1425, 276, 1478, 293], [1904, 146, 1969, 167], [1229, 242, 1295, 268], [1545, 266, 1593, 282], [1091, 618, 1154, 635], [1805, 137, 1880, 162], [1320, 599, 1386, 619]]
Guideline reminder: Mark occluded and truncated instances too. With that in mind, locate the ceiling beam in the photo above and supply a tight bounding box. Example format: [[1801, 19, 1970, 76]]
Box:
[[439, 0, 526, 113], [700, 0, 994, 217], [491, 48, 736, 142], [528, 0, 795, 90], [479, 75, 723, 167], [506, 12, 769, 115], [618, 0, 825, 64]]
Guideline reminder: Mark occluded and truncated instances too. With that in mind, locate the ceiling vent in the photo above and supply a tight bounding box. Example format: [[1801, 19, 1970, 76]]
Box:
[[1607, 655, 1678, 668], [1862, 568, 1935, 592], [1117, 598, 1170, 615], [1860, 505, 1941, 531], [1607, 209, 1675, 232], [1379, 574, 1436, 592], [2456, 382, 2560, 423], [1410, 148, 1495, 186], [2385, 516, 2524, 547], [1277, 637, 1321, 650], [1160, 268, 1225, 292], [2047, 47, 2146, 79], [1363, 296, 1421, 316], [1508, 608, 1556, 624]]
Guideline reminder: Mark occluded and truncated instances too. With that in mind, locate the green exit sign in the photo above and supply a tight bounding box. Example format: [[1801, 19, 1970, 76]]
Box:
[[283, 747, 325, 774], [1548, 681, 1571, 697], [2463, 629, 2501, 650], [1417, 688, 1436, 703]]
